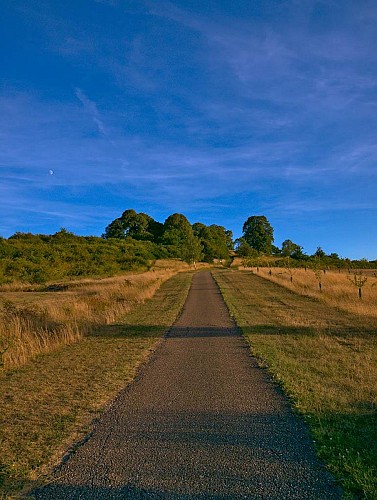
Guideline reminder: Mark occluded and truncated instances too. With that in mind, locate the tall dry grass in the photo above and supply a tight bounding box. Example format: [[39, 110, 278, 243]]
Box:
[[0, 261, 189, 370], [250, 267, 377, 318]]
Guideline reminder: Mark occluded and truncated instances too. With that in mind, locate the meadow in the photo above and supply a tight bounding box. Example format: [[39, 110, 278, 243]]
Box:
[[1, 251, 376, 498], [0, 260, 189, 370], [246, 264, 377, 318], [0, 268, 194, 499], [213, 268, 377, 499]]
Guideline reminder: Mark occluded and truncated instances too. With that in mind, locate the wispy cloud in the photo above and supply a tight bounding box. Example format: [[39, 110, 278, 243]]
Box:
[[74, 88, 107, 136], [148, 2, 377, 112]]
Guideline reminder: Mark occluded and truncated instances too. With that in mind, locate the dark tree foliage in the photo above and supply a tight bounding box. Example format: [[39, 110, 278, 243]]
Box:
[[242, 216, 274, 254], [281, 239, 305, 259], [161, 213, 196, 258], [2, 209, 376, 286], [103, 209, 163, 242], [0, 231, 164, 285], [271, 244, 281, 256], [329, 252, 340, 260], [103, 219, 126, 239], [224, 230, 234, 250], [192, 223, 231, 262], [234, 238, 255, 257], [314, 246, 326, 258], [103, 211, 233, 263], [181, 233, 203, 266]]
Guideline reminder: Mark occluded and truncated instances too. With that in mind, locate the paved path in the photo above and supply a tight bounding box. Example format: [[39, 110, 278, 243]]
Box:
[[33, 271, 341, 499]]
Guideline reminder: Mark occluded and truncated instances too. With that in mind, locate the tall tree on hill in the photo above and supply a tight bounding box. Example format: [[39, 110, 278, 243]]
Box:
[[192, 223, 231, 262], [242, 215, 274, 254], [162, 213, 200, 258], [314, 246, 326, 258], [182, 232, 203, 267], [103, 209, 163, 242], [234, 237, 254, 257], [103, 218, 127, 239], [224, 229, 234, 250]]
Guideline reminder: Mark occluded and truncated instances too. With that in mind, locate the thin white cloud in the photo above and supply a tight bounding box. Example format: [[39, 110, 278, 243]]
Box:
[[269, 199, 375, 215], [74, 88, 107, 136], [149, 2, 377, 111]]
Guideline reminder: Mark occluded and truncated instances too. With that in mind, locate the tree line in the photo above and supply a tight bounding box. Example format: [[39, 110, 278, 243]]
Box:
[[104, 210, 376, 267], [236, 215, 376, 268], [103, 209, 232, 266], [0, 211, 375, 284]]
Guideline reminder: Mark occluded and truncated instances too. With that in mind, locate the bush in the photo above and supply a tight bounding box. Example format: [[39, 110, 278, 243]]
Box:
[[0, 232, 164, 284]]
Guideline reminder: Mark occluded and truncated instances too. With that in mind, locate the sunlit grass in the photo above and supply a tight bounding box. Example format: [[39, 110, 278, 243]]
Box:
[[0, 260, 190, 369], [250, 266, 377, 318], [0, 270, 194, 499], [213, 269, 377, 499]]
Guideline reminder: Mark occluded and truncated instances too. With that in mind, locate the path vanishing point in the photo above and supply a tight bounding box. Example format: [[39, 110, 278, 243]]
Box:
[[33, 271, 341, 499]]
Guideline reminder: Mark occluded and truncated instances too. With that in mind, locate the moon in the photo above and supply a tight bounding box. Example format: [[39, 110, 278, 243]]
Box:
[[49, 170, 54, 175]]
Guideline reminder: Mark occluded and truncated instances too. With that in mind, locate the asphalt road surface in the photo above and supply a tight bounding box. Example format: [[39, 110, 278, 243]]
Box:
[[32, 271, 341, 499]]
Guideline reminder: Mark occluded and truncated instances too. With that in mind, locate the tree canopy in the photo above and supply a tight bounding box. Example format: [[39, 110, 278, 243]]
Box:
[[193, 223, 231, 262], [281, 239, 305, 259], [103, 209, 163, 242], [103, 210, 232, 263], [161, 213, 194, 256], [242, 216, 274, 254], [0, 209, 375, 286]]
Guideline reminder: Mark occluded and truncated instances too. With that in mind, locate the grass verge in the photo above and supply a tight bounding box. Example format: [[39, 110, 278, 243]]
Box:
[[253, 266, 377, 319], [212, 269, 377, 499], [0, 260, 188, 369], [0, 271, 193, 499]]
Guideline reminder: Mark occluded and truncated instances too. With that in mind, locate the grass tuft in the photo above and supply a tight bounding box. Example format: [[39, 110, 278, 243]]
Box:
[[0, 260, 189, 370]]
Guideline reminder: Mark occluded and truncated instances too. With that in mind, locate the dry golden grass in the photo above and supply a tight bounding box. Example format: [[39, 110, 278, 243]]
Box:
[[0, 270, 194, 499], [248, 266, 377, 318], [213, 269, 377, 498], [0, 260, 191, 370]]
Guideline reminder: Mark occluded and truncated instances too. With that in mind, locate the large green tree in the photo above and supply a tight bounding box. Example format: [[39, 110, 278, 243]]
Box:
[[281, 239, 304, 259], [102, 218, 126, 239], [103, 209, 163, 242], [314, 246, 326, 258], [242, 215, 274, 254], [181, 233, 203, 267], [234, 237, 255, 257], [192, 223, 231, 262], [161, 213, 199, 258]]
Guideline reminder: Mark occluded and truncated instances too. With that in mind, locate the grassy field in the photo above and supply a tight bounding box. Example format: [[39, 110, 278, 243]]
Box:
[[0, 260, 190, 370], [213, 269, 377, 499], [252, 266, 377, 318], [0, 270, 194, 499]]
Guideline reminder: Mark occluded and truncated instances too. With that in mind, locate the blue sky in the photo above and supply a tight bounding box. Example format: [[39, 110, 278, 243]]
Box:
[[1, 0, 376, 259]]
